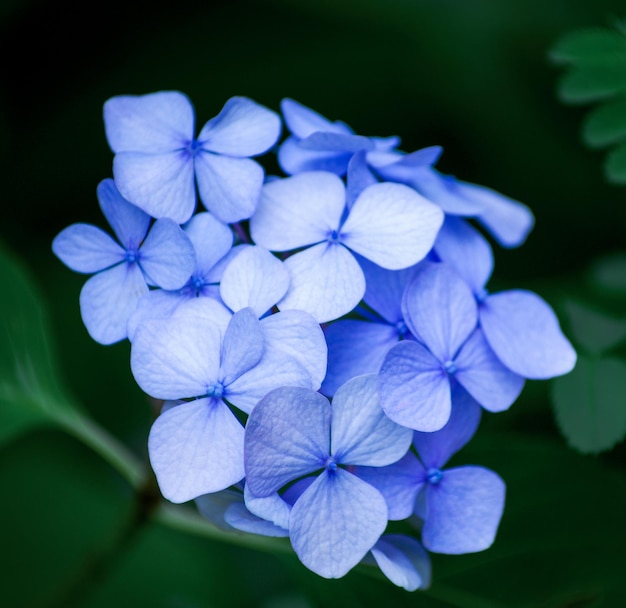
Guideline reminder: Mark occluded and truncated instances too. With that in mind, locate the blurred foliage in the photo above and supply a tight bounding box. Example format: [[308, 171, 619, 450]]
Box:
[[2, 0, 626, 606]]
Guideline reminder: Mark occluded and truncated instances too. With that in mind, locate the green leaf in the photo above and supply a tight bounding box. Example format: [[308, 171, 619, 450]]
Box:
[[588, 252, 626, 296], [0, 243, 144, 486], [549, 27, 626, 64], [582, 98, 626, 147], [564, 298, 626, 355], [557, 64, 626, 104], [605, 140, 626, 183], [551, 354, 626, 453]]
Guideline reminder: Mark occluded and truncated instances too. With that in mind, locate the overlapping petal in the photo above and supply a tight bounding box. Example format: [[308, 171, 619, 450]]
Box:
[[281, 98, 348, 139], [219, 308, 264, 386], [370, 535, 431, 591], [278, 137, 352, 176], [183, 212, 233, 277]]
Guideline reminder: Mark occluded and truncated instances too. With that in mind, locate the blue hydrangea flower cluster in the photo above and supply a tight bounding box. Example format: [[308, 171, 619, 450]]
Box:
[[53, 92, 577, 591]]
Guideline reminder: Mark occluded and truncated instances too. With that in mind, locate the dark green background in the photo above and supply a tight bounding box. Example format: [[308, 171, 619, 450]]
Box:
[[1, 1, 626, 606]]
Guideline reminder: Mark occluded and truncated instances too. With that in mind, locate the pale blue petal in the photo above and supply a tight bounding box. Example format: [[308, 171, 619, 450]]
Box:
[[354, 451, 425, 520], [113, 150, 196, 223], [169, 297, 233, 333], [433, 217, 493, 295], [195, 152, 264, 223], [299, 131, 374, 153], [374, 146, 444, 182], [321, 319, 398, 396], [401, 262, 477, 362], [281, 98, 349, 138], [278, 137, 351, 176], [346, 150, 378, 209], [279, 243, 365, 324], [455, 180, 535, 247], [360, 255, 421, 324], [370, 535, 431, 591], [79, 262, 147, 345], [104, 91, 193, 153], [219, 308, 264, 386], [341, 183, 444, 270], [224, 503, 290, 537], [127, 289, 189, 342], [455, 329, 525, 412], [411, 169, 484, 215], [244, 386, 330, 496], [148, 397, 244, 503], [195, 488, 244, 531], [413, 385, 482, 468], [198, 96, 281, 157], [423, 466, 505, 554], [250, 172, 346, 251], [139, 219, 195, 290], [290, 469, 387, 579], [331, 375, 413, 466], [225, 351, 313, 414], [52, 224, 124, 273], [243, 483, 291, 530], [480, 290, 577, 379], [260, 310, 327, 389], [378, 340, 451, 432], [219, 246, 289, 316], [130, 313, 222, 399], [96, 178, 150, 247], [183, 212, 233, 277]]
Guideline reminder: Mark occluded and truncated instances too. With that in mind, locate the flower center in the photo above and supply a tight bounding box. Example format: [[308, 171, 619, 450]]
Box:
[[325, 456, 338, 472], [326, 229, 342, 243], [443, 360, 457, 375], [427, 467, 443, 485], [396, 320, 408, 337], [475, 287, 489, 303], [125, 249, 139, 264], [205, 382, 224, 399]]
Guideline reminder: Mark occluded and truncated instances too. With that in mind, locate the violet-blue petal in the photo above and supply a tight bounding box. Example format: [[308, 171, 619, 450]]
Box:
[[299, 131, 374, 153], [278, 137, 352, 176], [79, 262, 147, 345], [219, 308, 264, 386], [52, 224, 125, 273], [148, 397, 244, 503], [195, 152, 264, 224], [103, 91, 194, 153], [279, 243, 365, 324], [374, 146, 444, 182], [331, 374, 413, 466], [401, 262, 477, 362], [290, 469, 387, 579], [281, 98, 349, 138], [341, 182, 444, 270], [281, 476, 315, 506], [480, 290, 577, 379], [346, 150, 378, 208], [225, 350, 313, 414], [243, 483, 291, 530], [454, 180, 535, 247], [183, 212, 233, 277], [169, 297, 233, 333], [370, 535, 431, 591], [138, 218, 195, 290], [224, 503, 290, 537], [126, 289, 187, 342], [260, 310, 327, 389], [413, 385, 482, 469], [455, 328, 525, 412], [130, 313, 222, 399], [409, 169, 482, 215], [198, 96, 281, 157], [433, 217, 493, 294], [113, 150, 196, 223], [378, 340, 451, 432], [321, 319, 398, 396], [96, 178, 151, 248], [203, 244, 247, 285], [250, 172, 346, 251], [355, 451, 425, 520], [423, 466, 505, 554], [360, 255, 420, 324], [244, 386, 330, 497], [219, 246, 289, 317], [195, 489, 244, 531]]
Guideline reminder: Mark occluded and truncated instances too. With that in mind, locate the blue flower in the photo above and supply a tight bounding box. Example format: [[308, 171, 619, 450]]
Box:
[[52, 178, 195, 344], [250, 171, 444, 322], [244, 375, 413, 578], [104, 92, 281, 224]]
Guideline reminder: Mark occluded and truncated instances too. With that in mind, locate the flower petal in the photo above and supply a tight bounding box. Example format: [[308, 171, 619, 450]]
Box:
[[280, 98, 349, 138], [244, 386, 330, 497], [423, 466, 505, 554], [480, 290, 577, 379], [195, 488, 244, 531], [224, 503, 290, 537], [290, 469, 387, 579], [346, 150, 379, 209], [198, 96, 281, 157], [195, 153, 264, 223], [243, 483, 291, 531], [370, 535, 431, 591], [183, 212, 233, 278], [331, 374, 413, 467], [341, 182, 443, 270], [79, 262, 147, 344], [148, 397, 244, 503], [278, 136, 351, 175], [219, 308, 264, 386], [279, 243, 365, 324], [52, 224, 124, 274], [410, 168, 484, 215], [299, 131, 374, 153], [104, 90, 194, 153]]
